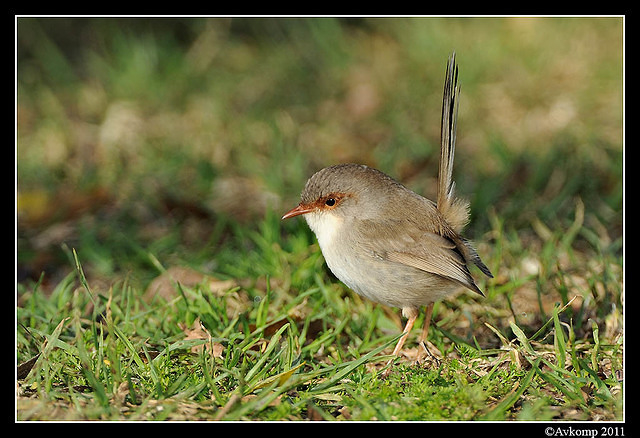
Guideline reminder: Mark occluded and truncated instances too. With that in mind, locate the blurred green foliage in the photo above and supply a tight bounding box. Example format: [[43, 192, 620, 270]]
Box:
[[17, 17, 622, 286]]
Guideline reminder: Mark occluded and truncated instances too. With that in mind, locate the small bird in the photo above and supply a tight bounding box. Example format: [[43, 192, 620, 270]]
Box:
[[282, 53, 493, 360]]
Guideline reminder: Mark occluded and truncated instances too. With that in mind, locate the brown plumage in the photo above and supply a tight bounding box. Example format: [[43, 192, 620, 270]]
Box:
[[283, 53, 493, 359]]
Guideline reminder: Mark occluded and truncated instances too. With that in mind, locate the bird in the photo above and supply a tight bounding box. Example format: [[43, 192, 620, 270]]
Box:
[[282, 53, 493, 361]]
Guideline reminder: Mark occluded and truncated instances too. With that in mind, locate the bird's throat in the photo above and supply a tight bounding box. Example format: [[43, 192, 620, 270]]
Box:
[[304, 211, 344, 253]]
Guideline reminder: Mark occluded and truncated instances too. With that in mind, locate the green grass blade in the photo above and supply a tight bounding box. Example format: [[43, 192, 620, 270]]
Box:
[[591, 320, 601, 371], [480, 358, 540, 420], [71, 248, 96, 304], [553, 305, 567, 368], [311, 335, 400, 393], [244, 323, 290, 383], [510, 321, 536, 357]]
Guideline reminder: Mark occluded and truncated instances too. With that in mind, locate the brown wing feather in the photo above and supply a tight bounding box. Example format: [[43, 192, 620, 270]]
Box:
[[357, 218, 484, 295]]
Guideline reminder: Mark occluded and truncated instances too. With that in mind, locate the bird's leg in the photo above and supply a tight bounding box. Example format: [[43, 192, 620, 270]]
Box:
[[381, 307, 420, 377], [418, 302, 439, 363], [391, 307, 419, 356], [418, 303, 434, 345]]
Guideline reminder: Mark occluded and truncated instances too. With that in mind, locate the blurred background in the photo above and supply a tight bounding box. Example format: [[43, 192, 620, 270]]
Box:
[[16, 17, 623, 293]]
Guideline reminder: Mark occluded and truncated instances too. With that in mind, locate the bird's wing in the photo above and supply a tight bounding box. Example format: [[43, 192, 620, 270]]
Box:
[[357, 219, 484, 295]]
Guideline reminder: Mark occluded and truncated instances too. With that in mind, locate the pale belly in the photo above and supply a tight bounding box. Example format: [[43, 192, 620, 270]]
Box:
[[324, 248, 460, 308], [305, 211, 461, 309]]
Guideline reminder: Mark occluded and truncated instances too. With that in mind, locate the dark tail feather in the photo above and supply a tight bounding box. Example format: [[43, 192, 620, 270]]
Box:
[[463, 238, 494, 279], [437, 52, 460, 217]]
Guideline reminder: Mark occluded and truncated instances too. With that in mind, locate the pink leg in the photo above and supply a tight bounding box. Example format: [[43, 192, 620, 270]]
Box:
[[418, 303, 434, 345], [391, 307, 419, 356], [418, 303, 440, 363]]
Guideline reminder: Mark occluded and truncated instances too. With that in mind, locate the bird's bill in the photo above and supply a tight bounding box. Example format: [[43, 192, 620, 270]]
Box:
[[281, 203, 314, 220]]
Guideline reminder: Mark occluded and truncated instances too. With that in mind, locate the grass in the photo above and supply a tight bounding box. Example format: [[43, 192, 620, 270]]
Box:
[[16, 17, 623, 421]]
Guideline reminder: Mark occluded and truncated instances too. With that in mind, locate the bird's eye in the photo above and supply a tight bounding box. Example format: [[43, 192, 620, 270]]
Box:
[[325, 198, 336, 207]]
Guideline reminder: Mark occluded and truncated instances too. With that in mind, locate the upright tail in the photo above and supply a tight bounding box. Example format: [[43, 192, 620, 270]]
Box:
[[437, 52, 469, 233], [438, 53, 493, 280]]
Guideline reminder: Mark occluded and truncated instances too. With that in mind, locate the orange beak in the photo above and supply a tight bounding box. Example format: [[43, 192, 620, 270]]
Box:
[[282, 203, 315, 220]]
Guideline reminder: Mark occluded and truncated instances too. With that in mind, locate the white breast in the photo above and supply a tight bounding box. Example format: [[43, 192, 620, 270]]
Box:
[[304, 211, 344, 253], [304, 211, 367, 296]]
